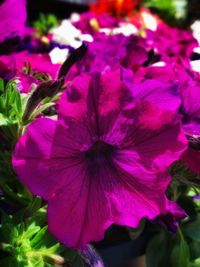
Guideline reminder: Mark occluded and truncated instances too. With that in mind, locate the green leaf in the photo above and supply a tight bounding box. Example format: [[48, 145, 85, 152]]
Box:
[[184, 217, 200, 241], [27, 197, 42, 215], [1, 223, 18, 244], [0, 79, 4, 93], [143, 0, 187, 25], [146, 231, 169, 267], [72, 255, 84, 267], [23, 222, 41, 240], [33, 13, 59, 35], [16, 223, 25, 237], [30, 102, 54, 120], [190, 241, 200, 260], [0, 113, 9, 125], [0, 79, 24, 143], [40, 243, 60, 255], [29, 256, 44, 267], [63, 248, 79, 262], [0, 209, 13, 224], [0, 256, 18, 267], [170, 230, 190, 267], [30, 226, 48, 248], [190, 258, 200, 267]]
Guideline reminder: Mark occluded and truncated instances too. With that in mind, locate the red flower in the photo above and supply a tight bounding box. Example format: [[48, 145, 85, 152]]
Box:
[[90, 0, 141, 17]]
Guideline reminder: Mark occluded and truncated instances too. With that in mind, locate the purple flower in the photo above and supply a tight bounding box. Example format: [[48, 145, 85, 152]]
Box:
[[146, 23, 197, 67], [181, 148, 200, 174], [0, 0, 27, 54], [65, 33, 127, 81], [179, 75, 200, 174], [13, 71, 187, 248], [0, 51, 61, 92], [81, 33, 126, 73], [121, 67, 181, 111], [133, 64, 177, 84], [120, 35, 148, 72], [66, 34, 148, 81], [73, 12, 118, 34], [155, 201, 187, 233]]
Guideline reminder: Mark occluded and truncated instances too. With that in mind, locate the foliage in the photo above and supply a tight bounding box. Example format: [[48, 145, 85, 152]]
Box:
[[143, 0, 187, 26], [0, 78, 85, 266], [146, 161, 200, 267], [0, 208, 85, 267], [33, 14, 59, 36]]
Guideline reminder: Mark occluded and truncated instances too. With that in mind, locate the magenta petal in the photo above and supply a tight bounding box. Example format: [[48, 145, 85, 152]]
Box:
[[58, 70, 133, 127], [130, 102, 187, 170], [58, 73, 91, 121], [12, 118, 93, 200], [0, 0, 26, 44], [123, 73, 181, 111], [134, 80, 180, 110], [168, 201, 187, 219], [47, 153, 169, 248], [181, 86, 200, 120], [12, 118, 60, 199], [80, 33, 125, 73], [18, 73, 39, 93], [14, 51, 60, 80], [121, 37, 148, 71], [105, 101, 187, 169], [183, 121, 200, 136], [181, 148, 200, 175], [47, 163, 112, 248]]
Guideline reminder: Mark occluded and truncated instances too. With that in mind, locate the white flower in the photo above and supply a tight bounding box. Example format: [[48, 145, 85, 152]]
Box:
[[49, 47, 69, 64], [50, 19, 93, 49]]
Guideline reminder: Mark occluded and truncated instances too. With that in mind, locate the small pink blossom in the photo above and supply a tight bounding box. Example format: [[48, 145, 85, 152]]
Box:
[[0, 51, 61, 92]]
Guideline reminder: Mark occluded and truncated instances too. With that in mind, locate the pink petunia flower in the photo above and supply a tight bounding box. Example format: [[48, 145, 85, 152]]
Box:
[[180, 80, 200, 174], [13, 71, 187, 248], [64, 33, 127, 81], [73, 12, 118, 34], [0, 51, 61, 92], [66, 34, 149, 81], [145, 22, 197, 68], [79, 33, 126, 73], [120, 67, 181, 111], [0, 0, 26, 53], [120, 35, 148, 72]]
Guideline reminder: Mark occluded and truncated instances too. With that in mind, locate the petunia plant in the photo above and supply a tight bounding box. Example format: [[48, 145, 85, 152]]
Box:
[[1, 0, 200, 267]]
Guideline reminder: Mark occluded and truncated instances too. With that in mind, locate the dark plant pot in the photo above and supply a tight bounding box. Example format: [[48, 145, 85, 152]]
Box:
[[95, 232, 148, 267]]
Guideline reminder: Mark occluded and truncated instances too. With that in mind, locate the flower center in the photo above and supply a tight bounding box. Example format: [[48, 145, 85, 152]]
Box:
[[85, 141, 115, 161]]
